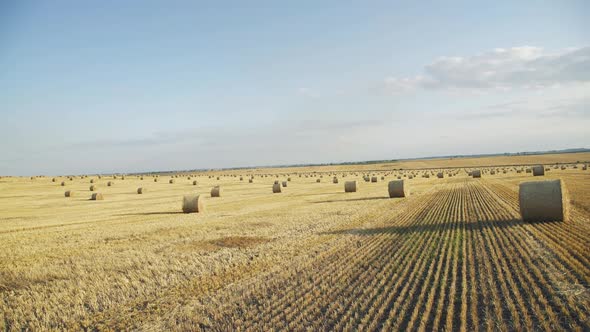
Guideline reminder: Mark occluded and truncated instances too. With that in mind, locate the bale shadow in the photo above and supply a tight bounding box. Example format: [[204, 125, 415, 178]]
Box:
[[313, 196, 390, 204], [114, 211, 185, 216]]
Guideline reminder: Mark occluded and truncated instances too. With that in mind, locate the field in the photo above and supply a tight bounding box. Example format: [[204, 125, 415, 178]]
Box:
[[1, 152, 589, 331]]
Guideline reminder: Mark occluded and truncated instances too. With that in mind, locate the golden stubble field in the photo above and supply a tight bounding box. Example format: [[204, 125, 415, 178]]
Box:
[[1, 152, 589, 331]]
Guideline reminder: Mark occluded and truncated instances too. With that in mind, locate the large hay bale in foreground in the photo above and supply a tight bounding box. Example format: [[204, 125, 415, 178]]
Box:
[[532, 165, 545, 176], [388, 180, 408, 198], [472, 170, 481, 178], [182, 194, 204, 213], [273, 183, 282, 193], [137, 187, 145, 194], [344, 181, 357, 193], [519, 180, 568, 222], [211, 186, 221, 197], [64, 190, 73, 197], [91, 193, 103, 200]]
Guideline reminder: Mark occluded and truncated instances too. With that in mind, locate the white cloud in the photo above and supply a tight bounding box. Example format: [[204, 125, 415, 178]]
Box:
[[385, 46, 590, 92]]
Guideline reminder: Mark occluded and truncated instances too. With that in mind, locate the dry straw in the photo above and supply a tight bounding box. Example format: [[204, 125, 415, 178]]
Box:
[[90, 193, 103, 200], [388, 180, 408, 198], [182, 194, 204, 213], [211, 186, 221, 197], [344, 181, 357, 193], [519, 180, 568, 222], [273, 183, 282, 193]]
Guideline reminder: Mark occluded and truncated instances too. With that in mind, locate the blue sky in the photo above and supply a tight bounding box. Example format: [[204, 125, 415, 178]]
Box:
[[1, 1, 589, 175]]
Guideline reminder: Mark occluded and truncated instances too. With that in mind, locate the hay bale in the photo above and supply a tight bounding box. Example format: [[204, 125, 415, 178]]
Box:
[[472, 170, 481, 178], [52, 178, 56, 182], [169, 179, 175, 184], [249, 178, 253, 183], [519, 180, 568, 222], [525, 168, 532, 173], [90, 179, 95, 183], [333, 177, 339, 184], [211, 186, 221, 197], [287, 177, 291, 182], [282, 181, 288, 187], [137, 187, 145, 194], [64, 190, 73, 197], [61, 181, 66, 186], [89, 185, 96, 191], [107, 181, 113, 186], [316, 178, 321, 183], [437, 172, 444, 179], [154, 178, 158, 182], [193, 180, 198, 185], [91, 193, 103, 200], [344, 181, 357, 193], [583, 165, 588, 170], [388, 180, 408, 198], [371, 177, 378, 183], [273, 183, 282, 193], [182, 194, 204, 213], [274, 180, 279, 184], [532, 165, 544, 176]]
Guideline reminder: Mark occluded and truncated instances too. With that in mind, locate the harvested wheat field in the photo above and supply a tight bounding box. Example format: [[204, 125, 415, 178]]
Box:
[[0, 153, 589, 331]]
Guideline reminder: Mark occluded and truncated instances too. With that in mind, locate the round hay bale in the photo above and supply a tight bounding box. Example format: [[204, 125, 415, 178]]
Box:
[[388, 180, 408, 198], [532, 165, 545, 176], [193, 180, 198, 185], [107, 181, 113, 186], [316, 178, 321, 183], [52, 178, 56, 182], [583, 165, 588, 170], [137, 187, 145, 194], [154, 178, 158, 182], [91, 193, 103, 200], [249, 178, 253, 183], [169, 179, 175, 184], [519, 180, 568, 222], [273, 183, 282, 193], [211, 186, 221, 197], [182, 194, 204, 213], [89, 185, 96, 191], [344, 181, 357, 193], [140, 177, 144, 180], [525, 168, 532, 173], [371, 176, 378, 183], [64, 190, 73, 197], [274, 180, 279, 184], [90, 179, 95, 183], [333, 177, 338, 184], [472, 170, 481, 178], [61, 181, 66, 186], [437, 172, 444, 179], [282, 181, 288, 187]]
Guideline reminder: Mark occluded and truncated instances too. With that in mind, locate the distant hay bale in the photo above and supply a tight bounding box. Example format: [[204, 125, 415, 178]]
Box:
[[64, 190, 73, 197], [560, 166, 566, 170], [525, 168, 532, 173], [437, 172, 444, 178], [273, 183, 282, 193], [519, 180, 568, 222], [408, 175, 414, 179], [371, 177, 378, 183], [217, 177, 220, 180], [211, 186, 221, 197], [490, 170, 496, 175], [240, 177, 243, 181], [137, 187, 145, 194], [193, 180, 198, 185], [282, 181, 288, 187], [388, 180, 408, 198], [182, 194, 204, 213], [532, 165, 544, 176], [381, 176, 385, 180], [107, 181, 113, 186], [60, 181, 65, 186], [287, 177, 291, 182], [90, 193, 103, 200], [169, 179, 175, 184], [316, 178, 321, 183], [89, 185, 96, 191], [249, 178, 253, 183], [344, 181, 357, 193], [52, 178, 56, 182], [583, 165, 588, 170], [90, 179, 95, 183], [333, 177, 338, 184], [472, 170, 481, 178], [140, 177, 144, 180], [154, 178, 158, 182]]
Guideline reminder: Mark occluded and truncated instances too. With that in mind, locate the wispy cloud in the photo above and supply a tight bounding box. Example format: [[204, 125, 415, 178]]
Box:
[[384, 46, 590, 93]]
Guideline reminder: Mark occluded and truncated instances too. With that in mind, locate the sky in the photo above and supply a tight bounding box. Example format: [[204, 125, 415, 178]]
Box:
[[1, 0, 589, 175]]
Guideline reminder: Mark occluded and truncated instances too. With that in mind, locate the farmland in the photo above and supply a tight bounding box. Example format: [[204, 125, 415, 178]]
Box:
[[1, 152, 589, 331]]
